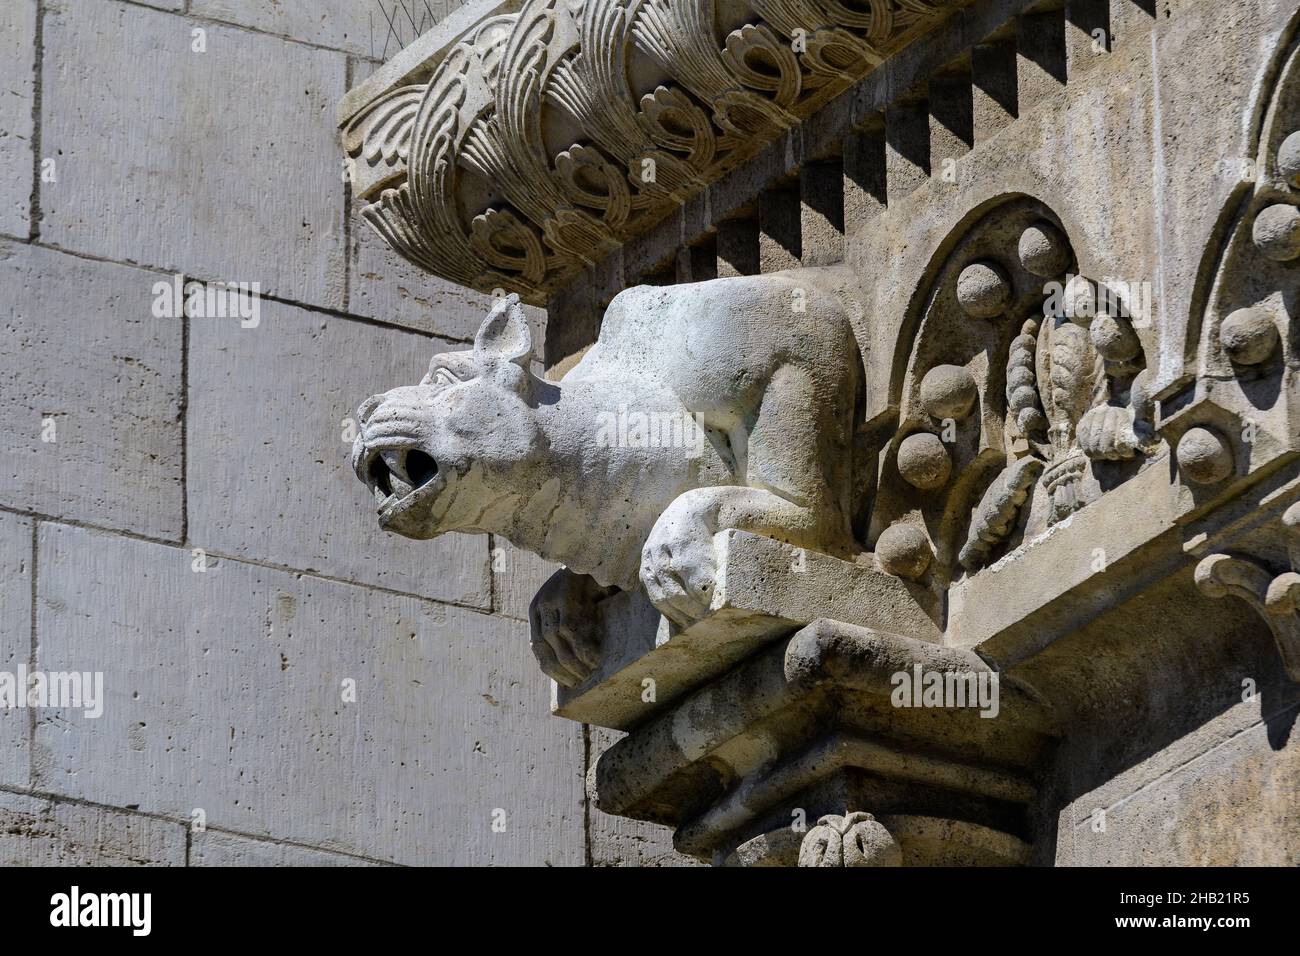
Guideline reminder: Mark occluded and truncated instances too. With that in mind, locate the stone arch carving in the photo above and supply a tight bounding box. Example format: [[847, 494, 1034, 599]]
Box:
[[867, 195, 1161, 592], [1179, 7, 1300, 388]]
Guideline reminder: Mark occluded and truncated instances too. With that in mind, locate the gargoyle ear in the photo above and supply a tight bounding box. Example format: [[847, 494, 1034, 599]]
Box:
[[474, 294, 533, 367]]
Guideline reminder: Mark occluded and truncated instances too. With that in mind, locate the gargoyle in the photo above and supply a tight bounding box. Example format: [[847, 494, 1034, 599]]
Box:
[[351, 271, 864, 686]]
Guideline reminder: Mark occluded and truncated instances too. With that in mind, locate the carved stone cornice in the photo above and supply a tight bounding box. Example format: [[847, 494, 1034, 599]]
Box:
[[339, 0, 963, 304]]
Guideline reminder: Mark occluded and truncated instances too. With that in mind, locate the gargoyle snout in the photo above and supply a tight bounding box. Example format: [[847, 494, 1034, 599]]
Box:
[[353, 388, 441, 512]]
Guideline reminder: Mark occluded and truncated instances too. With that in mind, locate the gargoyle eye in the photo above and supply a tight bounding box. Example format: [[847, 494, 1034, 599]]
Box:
[[431, 368, 460, 389]]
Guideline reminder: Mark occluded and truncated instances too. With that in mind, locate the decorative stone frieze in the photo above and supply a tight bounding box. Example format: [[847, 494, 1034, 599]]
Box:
[[339, 0, 963, 303]]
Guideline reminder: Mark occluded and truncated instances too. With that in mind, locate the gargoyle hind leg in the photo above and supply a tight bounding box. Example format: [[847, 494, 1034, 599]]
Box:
[[641, 364, 857, 625], [528, 567, 618, 687]]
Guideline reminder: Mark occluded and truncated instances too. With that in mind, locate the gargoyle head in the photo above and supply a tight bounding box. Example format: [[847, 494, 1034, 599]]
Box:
[[352, 294, 542, 539]]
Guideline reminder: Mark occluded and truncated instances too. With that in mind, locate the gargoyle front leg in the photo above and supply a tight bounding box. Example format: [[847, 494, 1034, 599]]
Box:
[[639, 486, 823, 626], [528, 567, 617, 687]]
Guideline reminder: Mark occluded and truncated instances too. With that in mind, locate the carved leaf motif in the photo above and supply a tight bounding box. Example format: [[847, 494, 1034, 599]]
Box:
[[959, 456, 1045, 572], [720, 24, 803, 109], [345, 0, 959, 299], [554, 144, 632, 228], [798, 812, 902, 867], [637, 86, 717, 170], [343, 86, 425, 179], [1076, 404, 1139, 461]]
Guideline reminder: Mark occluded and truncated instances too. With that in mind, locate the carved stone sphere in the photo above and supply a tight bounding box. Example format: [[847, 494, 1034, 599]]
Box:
[[1062, 274, 1095, 325], [876, 523, 933, 580], [1177, 427, 1234, 485], [1090, 314, 1140, 362], [897, 432, 952, 490], [1252, 203, 1300, 261], [1279, 131, 1300, 188], [919, 364, 978, 420], [1018, 221, 1071, 277], [956, 261, 1011, 318], [1219, 307, 1278, 365]]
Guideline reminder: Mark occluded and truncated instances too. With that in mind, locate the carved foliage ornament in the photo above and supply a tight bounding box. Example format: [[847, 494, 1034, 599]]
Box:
[[868, 197, 1160, 591], [797, 812, 902, 867], [342, 0, 958, 303]]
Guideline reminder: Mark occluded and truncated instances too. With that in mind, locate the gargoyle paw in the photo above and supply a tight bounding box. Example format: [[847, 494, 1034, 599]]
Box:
[[528, 569, 609, 688], [639, 514, 718, 627]]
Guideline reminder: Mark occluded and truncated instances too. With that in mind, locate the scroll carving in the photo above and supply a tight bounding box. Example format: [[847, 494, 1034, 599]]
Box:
[[1195, 503, 1300, 682]]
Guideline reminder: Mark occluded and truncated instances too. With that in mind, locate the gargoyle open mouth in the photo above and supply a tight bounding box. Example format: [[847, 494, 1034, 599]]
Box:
[[361, 445, 443, 528]]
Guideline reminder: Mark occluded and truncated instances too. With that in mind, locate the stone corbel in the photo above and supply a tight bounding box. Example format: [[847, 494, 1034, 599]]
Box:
[[1194, 502, 1300, 682]]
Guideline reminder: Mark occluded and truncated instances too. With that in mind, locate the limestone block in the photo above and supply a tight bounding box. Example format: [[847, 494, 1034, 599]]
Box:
[[0, 512, 31, 788], [0, 791, 185, 866], [350, 212, 548, 345], [191, 0, 389, 57], [492, 540, 560, 623], [40, 0, 345, 308], [0, 241, 183, 538], [554, 530, 940, 731], [190, 830, 387, 866], [187, 298, 491, 607], [33, 523, 584, 865], [0, 0, 36, 238], [1067, 702, 1300, 865]]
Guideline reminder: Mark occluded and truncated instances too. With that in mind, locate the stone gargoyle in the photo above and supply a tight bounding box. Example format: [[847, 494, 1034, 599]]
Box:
[[351, 271, 864, 686]]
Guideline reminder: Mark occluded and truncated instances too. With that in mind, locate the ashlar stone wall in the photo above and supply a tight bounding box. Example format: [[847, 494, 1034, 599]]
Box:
[[0, 0, 690, 866]]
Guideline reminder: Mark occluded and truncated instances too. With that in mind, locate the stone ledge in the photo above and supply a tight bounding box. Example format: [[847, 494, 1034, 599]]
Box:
[[552, 529, 941, 730], [589, 617, 1058, 863]]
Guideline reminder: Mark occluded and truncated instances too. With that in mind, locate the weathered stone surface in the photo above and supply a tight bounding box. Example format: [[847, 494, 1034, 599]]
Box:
[[0, 0, 35, 239], [191, 0, 386, 57], [190, 829, 388, 866], [338, 0, 967, 300], [554, 531, 941, 730], [351, 276, 873, 688], [1149, 0, 1299, 392], [350, 211, 548, 345], [586, 727, 700, 867], [0, 241, 183, 539], [1064, 701, 1300, 866], [187, 298, 491, 607], [492, 540, 560, 623], [0, 791, 185, 866], [40, 0, 345, 308], [33, 523, 584, 865], [0, 512, 31, 788]]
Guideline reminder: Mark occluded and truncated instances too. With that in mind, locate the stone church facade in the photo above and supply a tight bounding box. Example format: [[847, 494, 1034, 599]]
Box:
[[1, 0, 1298, 865]]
